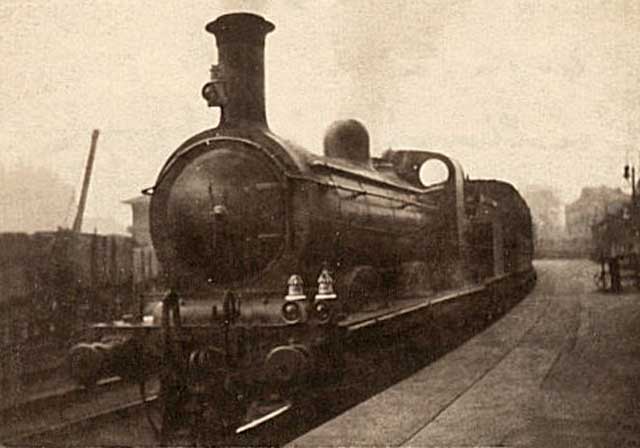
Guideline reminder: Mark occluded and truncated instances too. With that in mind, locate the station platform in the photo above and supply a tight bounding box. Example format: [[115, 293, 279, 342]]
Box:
[[290, 259, 640, 447]]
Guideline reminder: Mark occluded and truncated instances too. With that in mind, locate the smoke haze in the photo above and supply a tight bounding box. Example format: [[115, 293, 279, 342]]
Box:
[[1, 0, 639, 232]]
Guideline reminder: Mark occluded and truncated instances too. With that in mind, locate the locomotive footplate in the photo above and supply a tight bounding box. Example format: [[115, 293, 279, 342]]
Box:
[[342, 284, 486, 334]]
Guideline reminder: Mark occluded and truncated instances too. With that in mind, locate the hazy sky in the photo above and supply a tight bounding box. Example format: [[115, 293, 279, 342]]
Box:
[[2, 0, 639, 233]]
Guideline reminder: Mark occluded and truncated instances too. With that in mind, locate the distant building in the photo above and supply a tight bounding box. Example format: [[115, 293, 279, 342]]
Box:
[[566, 186, 629, 238], [123, 195, 161, 288], [520, 186, 565, 241], [123, 195, 152, 246]]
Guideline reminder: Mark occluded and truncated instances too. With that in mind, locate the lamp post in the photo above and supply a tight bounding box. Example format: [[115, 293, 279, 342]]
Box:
[[624, 163, 637, 218], [624, 164, 635, 192], [623, 162, 640, 287]]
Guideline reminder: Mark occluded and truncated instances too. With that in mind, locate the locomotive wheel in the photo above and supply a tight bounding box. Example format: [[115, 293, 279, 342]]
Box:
[[341, 266, 381, 313]]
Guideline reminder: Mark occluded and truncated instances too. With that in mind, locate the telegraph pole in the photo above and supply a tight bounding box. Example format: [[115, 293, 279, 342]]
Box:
[[72, 129, 100, 233]]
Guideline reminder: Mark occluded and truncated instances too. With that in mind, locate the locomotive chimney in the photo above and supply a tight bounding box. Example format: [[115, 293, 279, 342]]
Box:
[[205, 13, 274, 128]]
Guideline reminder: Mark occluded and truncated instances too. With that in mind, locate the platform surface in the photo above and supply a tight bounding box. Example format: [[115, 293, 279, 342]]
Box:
[[290, 259, 640, 447]]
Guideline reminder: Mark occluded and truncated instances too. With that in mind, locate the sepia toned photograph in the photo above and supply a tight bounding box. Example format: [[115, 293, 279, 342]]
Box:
[[1, 0, 639, 446]]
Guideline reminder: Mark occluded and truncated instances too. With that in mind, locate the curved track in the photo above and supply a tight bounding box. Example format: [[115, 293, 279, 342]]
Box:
[[1, 377, 158, 446]]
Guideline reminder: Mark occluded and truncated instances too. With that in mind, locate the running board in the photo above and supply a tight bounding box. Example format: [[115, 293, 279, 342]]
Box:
[[235, 402, 292, 434]]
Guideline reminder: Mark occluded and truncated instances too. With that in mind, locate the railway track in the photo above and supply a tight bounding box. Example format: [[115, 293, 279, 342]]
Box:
[[1, 376, 159, 445], [1, 280, 530, 446], [7, 395, 159, 446], [3, 306, 502, 447]]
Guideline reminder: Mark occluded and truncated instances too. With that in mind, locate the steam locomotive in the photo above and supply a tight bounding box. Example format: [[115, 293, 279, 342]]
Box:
[[68, 13, 535, 443]]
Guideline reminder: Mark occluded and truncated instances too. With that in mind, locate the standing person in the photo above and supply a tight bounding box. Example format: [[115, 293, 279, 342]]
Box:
[[610, 256, 622, 293]]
